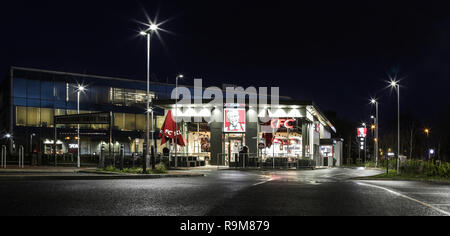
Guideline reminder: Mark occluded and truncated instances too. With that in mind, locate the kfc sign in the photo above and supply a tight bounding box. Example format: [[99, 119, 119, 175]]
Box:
[[224, 108, 246, 132], [271, 118, 296, 129], [357, 127, 367, 138]]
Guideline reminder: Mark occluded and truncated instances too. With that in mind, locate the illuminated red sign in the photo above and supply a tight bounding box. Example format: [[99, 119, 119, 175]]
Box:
[[271, 118, 296, 129], [357, 127, 367, 138]]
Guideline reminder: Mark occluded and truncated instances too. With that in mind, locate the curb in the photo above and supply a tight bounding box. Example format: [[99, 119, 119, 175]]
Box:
[[78, 170, 205, 178], [0, 171, 204, 181]]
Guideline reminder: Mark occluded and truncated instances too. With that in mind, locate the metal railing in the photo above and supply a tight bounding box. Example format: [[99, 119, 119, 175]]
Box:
[[217, 153, 315, 169]]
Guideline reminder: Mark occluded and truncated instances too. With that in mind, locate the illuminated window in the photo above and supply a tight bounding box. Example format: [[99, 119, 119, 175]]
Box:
[[27, 107, 40, 127], [136, 114, 146, 131], [125, 113, 136, 131], [41, 108, 54, 127], [156, 116, 165, 129], [114, 113, 125, 130], [16, 106, 27, 126]]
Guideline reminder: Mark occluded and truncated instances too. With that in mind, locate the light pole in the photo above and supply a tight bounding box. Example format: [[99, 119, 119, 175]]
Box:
[[425, 128, 430, 160], [362, 123, 367, 164], [140, 23, 158, 172], [389, 80, 401, 172], [371, 98, 379, 167], [76, 84, 85, 168], [174, 74, 184, 168]]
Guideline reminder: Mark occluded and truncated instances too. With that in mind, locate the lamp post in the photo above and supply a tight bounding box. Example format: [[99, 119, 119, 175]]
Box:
[[76, 85, 85, 168], [371, 98, 379, 167], [362, 123, 367, 164], [389, 80, 401, 172], [174, 74, 184, 168], [425, 128, 430, 161], [140, 24, 158, 172]]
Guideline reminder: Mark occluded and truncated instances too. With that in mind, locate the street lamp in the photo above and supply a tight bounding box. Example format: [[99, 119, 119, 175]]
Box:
[[362, 122, 367, 164], [174, 74, 184, 168], [389, 79, 401, 172], [424, 128, 430, 160], [370, 98, 379, 167], [76, 84, 86, 168], [140, 23, 158, 172]]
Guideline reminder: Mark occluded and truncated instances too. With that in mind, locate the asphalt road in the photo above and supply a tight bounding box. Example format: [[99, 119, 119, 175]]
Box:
[[0, 168, 449, 216]]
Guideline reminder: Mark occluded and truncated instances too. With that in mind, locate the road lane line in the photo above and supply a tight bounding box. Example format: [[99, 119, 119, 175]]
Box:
[[253, 178, 274, 186], [357, 182, 450, 216]]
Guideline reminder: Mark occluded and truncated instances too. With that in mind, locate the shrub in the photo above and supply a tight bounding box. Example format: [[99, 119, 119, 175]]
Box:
[[153, 163, 167, 174]]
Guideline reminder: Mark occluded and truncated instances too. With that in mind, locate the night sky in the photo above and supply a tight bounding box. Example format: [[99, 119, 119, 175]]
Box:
[[2, 0, 450, 126]]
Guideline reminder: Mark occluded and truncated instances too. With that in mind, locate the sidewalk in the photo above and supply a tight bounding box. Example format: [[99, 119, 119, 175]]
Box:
[[0, 166, 204, 180]]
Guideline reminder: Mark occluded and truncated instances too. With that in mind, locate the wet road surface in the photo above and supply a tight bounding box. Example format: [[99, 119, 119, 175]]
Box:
[[0, 168, 449, 216]]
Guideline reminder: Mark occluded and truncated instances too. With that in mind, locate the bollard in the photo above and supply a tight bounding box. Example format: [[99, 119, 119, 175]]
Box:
[[19, 145, 24, 168], [99, 144, 105, 169], [120, 144, 124, 171], [1, 145, 6, 168], [151, 146, 155, 169], [142, 143, 148, 173]]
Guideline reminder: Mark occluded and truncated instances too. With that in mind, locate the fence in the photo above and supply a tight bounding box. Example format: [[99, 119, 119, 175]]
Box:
[[217, 153, 316, 170]]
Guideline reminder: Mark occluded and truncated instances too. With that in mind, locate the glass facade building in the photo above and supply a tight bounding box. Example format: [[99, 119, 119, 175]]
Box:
[[0, 67, 183, 161]]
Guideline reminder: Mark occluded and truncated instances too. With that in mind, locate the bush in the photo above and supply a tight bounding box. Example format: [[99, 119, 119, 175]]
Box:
[[153, 163, 167, 174]]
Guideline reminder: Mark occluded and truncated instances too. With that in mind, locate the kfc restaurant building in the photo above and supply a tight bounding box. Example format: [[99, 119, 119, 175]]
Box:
[[154, 100, 343, 168]]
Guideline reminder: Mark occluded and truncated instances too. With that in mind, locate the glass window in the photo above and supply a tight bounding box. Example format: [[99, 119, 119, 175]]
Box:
[[14, 97, 27, 106], [41, 108, 54, 128], [16, 106, 27, 126], [27, 99, 40, 107], [13, 78, 27, 98], [54, 81, 66, 101], [27, 107, 40, 127], [54, 109, 66, 116], [27, 79, 41, 99], [136, 114, 145, 131], [124, 89, 136, 106], [113, 88, 124, 105], [41, 100, 54, 108], [156, 116, 165, 130], [114, 113, 125, 130], [55, 109, 66, 128], [41, 81, 54, 100], [91, 86, 109, 104], [68, 83, 78, 102], [125, 113, 136, 131]]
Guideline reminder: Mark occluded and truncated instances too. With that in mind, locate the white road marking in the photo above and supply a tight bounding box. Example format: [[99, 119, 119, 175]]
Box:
[[253, 178, 274, 186], [357, 182, 450, 216]]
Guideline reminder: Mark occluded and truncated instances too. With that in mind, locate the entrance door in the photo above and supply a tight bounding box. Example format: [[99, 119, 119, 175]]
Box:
[[224, 134, 245, 167]]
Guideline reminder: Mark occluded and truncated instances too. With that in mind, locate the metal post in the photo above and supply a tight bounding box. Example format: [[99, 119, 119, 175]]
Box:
[[1, 145, 6, 168], [143, 143, 147, 173], [99, 144, 105, 169], [397, 86, 400, 172], [375, 102, 379, 167], [19, 145, 24, 168], [120, 144, 124, 171], [145, 33, 151, 173], [77, 91, 81, 168], [175, 76, 178, 168], [53, 121, 57, 167]]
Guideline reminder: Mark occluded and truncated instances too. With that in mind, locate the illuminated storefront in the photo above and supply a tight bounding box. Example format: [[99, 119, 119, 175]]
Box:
[[154, 100, 341, 167]]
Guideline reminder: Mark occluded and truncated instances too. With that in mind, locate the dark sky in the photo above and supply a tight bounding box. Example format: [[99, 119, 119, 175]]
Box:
[[2, 0, 450, 126]]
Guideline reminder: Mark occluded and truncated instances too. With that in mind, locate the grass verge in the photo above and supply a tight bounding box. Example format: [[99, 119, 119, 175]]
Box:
[[98, 164, 168, 174], [356, 169, 450, 183]]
